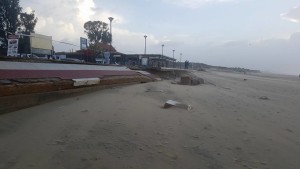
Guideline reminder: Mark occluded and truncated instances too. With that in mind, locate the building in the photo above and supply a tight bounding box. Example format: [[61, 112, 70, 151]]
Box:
[[121, 54, 176, 69], [30, 33, 53, 57], [55, 42, 176, 69], [56, 43, 117, 63]]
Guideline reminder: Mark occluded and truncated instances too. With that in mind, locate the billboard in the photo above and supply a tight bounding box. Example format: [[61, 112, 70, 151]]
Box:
[[30, 33, 52, 50], [80, 37, 88, 50], [7, 35, 19, 57]]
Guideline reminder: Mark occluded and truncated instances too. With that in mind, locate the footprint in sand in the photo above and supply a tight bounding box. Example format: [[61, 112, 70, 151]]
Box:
[[285, 128, 294, 133], [241, 130, 248, 134]]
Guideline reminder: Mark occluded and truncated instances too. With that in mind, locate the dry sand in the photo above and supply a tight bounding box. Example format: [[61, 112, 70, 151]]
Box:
[[0, 71, 300, 169]]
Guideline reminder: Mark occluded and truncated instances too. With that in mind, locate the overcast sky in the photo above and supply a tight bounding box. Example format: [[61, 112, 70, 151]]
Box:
[[21, 0, 300, 75]]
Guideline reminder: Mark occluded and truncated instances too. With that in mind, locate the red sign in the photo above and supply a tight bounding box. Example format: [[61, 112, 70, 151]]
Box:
[[8, 35, 19, 39]]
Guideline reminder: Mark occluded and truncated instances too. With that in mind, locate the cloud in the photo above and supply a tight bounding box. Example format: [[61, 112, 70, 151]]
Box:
[[23, 7, 33, 13], [191, 32, 300, 75], [113, 28, 171, 54], [281, 5, 300, 23], [20, 0, 144, 52], [19, 0, 300, 75], [162, 0, 239, 9]]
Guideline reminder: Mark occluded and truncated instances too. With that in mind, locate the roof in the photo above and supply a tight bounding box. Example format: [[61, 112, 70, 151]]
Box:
[[125, 54, 176, 61], [93, 42, 117, 53]]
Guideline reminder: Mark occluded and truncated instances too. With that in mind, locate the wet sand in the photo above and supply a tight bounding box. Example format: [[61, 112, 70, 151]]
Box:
[[0, 71, 300, 169]]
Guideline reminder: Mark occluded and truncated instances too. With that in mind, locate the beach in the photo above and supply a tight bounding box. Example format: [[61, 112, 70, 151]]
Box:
[[0, 70, 299, 169]]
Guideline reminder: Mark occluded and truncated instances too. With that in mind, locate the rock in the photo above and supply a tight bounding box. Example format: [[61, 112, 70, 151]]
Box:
[[180, 75, 204, 85], [55, 140, 65, 145], [192, 135, 199, 139], [259, 96, 270, 100], [180, 76, 191, 85], [191, 77, 204, 85], [286, 128, 294, 133]]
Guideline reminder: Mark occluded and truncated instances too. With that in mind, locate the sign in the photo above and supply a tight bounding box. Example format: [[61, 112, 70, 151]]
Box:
[[8, 35, 19, 39], [7, 37, 19, 57], [80, 37, 88, 50], [103, 52, 110, 64], [142, 58, 148, 66]]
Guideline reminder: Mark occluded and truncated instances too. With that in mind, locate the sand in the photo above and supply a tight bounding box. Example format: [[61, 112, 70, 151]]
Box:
[[0, 70, 300, 169]]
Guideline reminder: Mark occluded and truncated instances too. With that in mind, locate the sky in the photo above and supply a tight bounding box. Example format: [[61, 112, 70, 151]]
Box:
[[20, 0, 300, 75]]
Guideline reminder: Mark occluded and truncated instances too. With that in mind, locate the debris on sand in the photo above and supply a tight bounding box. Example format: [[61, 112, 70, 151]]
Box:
[[197, 68, 206, 72], [206, 81, 216, 86], [163, 100, 192, 111], [259, 96, 270, 100], [180, 75, 204, 85], [145, 89, 164, 93]]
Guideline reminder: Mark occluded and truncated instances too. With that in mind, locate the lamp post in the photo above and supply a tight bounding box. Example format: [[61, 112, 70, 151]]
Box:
[[180, 53, 182, 69], [172, 50, 175, 68], [108, 17, 114, 64], [160, 44, 164, 67], [144, 35, 147, 55]]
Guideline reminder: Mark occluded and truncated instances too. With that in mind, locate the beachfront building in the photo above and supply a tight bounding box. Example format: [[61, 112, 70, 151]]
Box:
[[54, 50, 176, 69], [122, 54, 176, 69]]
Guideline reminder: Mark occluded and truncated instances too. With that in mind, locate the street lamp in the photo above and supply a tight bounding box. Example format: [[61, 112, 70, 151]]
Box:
[[108, 17, 114, 64], [180, 53, 182, 69], [172, 50, 175, 68], [144, 35, 147, 55], [160, 44, 164, 67]]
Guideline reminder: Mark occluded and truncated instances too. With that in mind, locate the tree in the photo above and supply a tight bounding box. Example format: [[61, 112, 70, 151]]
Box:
[[84, 21, 111, 44], [19, 11, 38, 34], [18, 11, 38, 54], [0, 0, 22, 49]]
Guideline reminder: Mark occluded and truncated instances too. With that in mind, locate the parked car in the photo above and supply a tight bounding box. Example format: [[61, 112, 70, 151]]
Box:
[[60, 58, 84, 63]]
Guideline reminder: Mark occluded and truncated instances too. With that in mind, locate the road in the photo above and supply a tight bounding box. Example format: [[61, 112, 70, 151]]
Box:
[[0, 61, 137, 79]]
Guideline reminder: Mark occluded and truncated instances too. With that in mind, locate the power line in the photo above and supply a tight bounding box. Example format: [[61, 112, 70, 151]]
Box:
[[52, 40, 79, 47], [1, 28, 79, 47]]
